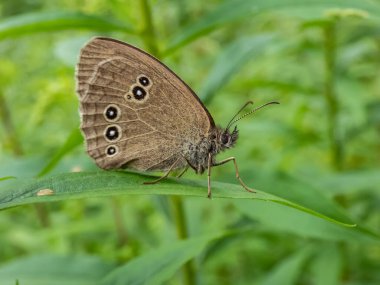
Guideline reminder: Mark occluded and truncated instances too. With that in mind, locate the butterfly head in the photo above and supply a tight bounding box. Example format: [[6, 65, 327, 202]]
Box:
[[215, 101, 279, 152], [220, 126, 239, 150]]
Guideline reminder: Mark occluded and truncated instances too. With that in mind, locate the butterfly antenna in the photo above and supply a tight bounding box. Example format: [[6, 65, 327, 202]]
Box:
[[226, 101, 254, 130], [227, 101, 279, 128]]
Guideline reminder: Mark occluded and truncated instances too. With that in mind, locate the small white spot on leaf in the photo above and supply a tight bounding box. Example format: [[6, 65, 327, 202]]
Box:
[[37, 189, 54, 196], [71, 166, 82, 172]]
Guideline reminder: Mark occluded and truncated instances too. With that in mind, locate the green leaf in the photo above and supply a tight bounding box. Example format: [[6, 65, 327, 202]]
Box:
[[101, 233, 222, 285], [236, 199, 380, 242], [37, 128, 83, 177], [307, 170, 380, 195], [237, 170, 357, 231], [200, 34, 276, 104], [0, 11, 134, 41], [0, 171, 355, 227], [165, 0, 380, 54], [0, 176, 15, 182], [310, 244, 343, 285], [258, 246, 314, 285], [164, 0, 256, 55], [0, 156, 48, 179], [0, 254, 114, 285]]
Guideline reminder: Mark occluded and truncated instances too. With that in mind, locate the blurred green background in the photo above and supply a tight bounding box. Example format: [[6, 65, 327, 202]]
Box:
[[0, 0, 380, 284]]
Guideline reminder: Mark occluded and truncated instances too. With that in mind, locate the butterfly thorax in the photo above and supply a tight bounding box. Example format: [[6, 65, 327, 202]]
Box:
[[183, 126, 238, 174]]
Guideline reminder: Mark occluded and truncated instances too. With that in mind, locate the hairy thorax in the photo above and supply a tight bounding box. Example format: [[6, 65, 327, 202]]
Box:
[[183, 126, 236, 174], [183, 136, 212, 174]]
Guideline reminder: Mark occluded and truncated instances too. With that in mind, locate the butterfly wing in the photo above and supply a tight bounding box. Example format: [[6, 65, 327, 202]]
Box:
[[76, 37, 214, 171]]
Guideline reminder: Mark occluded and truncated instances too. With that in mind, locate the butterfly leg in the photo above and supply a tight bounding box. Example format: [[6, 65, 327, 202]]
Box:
[[213, 157, 256, 193], [144, 157, 181, 185], [176, 165, 189, 178], [207, 153, 212, 199]]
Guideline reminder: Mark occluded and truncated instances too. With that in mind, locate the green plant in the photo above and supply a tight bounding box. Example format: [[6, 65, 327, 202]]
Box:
[[1, 0, 379, 284]]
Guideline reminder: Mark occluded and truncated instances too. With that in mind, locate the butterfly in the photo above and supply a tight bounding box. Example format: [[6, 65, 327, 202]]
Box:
[[76, 37, 278, 198]]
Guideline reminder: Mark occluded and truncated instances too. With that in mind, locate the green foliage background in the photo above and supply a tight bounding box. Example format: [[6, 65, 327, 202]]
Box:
[[0, 0, 380, 284]]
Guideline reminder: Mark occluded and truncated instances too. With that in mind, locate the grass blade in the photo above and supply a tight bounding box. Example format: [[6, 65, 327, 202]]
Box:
[[0, 254, 114, 285], [0, 176, 16, 182], [0, 171, 356, 227], [310, 244, 343, 285], [237, 199, 380, 242], [200, 34, 275, 104], [37, 128, 83, 177], [258, 246, 314, 285], [101, 233, 222, 285], [0, 11, 134, 41], [165, 0, 380, 55]]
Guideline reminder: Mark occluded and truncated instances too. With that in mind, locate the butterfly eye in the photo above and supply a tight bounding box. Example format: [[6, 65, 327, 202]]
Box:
[[221, 134, 229, 145]]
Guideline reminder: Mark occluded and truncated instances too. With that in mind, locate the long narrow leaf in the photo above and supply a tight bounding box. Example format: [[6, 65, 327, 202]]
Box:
[[101, 233, 222, 285], [37, 128, 83, 177], [304, 170, 380, 195], [0, 176, 15, 182], [0, 11, 134, 40], [165, 0, 380, 54], [237, 200, 380, 242], [200, 34, 276, 104], [0, 254, 114, 285], [310, 244, 343, 285], [258, 246, 314, 285], [0, 171, 355, 227]]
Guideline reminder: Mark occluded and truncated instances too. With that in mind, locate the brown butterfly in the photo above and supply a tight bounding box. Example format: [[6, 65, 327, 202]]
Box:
[[76, 37, 278, 198]]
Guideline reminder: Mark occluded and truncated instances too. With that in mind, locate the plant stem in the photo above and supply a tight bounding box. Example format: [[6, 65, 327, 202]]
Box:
[[176, 0, 189, 26], [139, 0, 159, 57], [33, 204, 51, 227], [0, 92, 23, 156], [323, 22, 343, 171], [138, 2, 195, 283], [170, 196, 196, 285], [111, 197, 128, 247], [0, 90, 51, 226]]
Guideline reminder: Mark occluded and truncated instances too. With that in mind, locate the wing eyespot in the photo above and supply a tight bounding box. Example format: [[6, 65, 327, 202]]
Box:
[[105, 145, 118, 157], [125, 82, 150, 103], [137, 74, 152, 88], [104, 124, 122, 142], [132, 86, 146, 100], [103, 104, 121, 122]]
